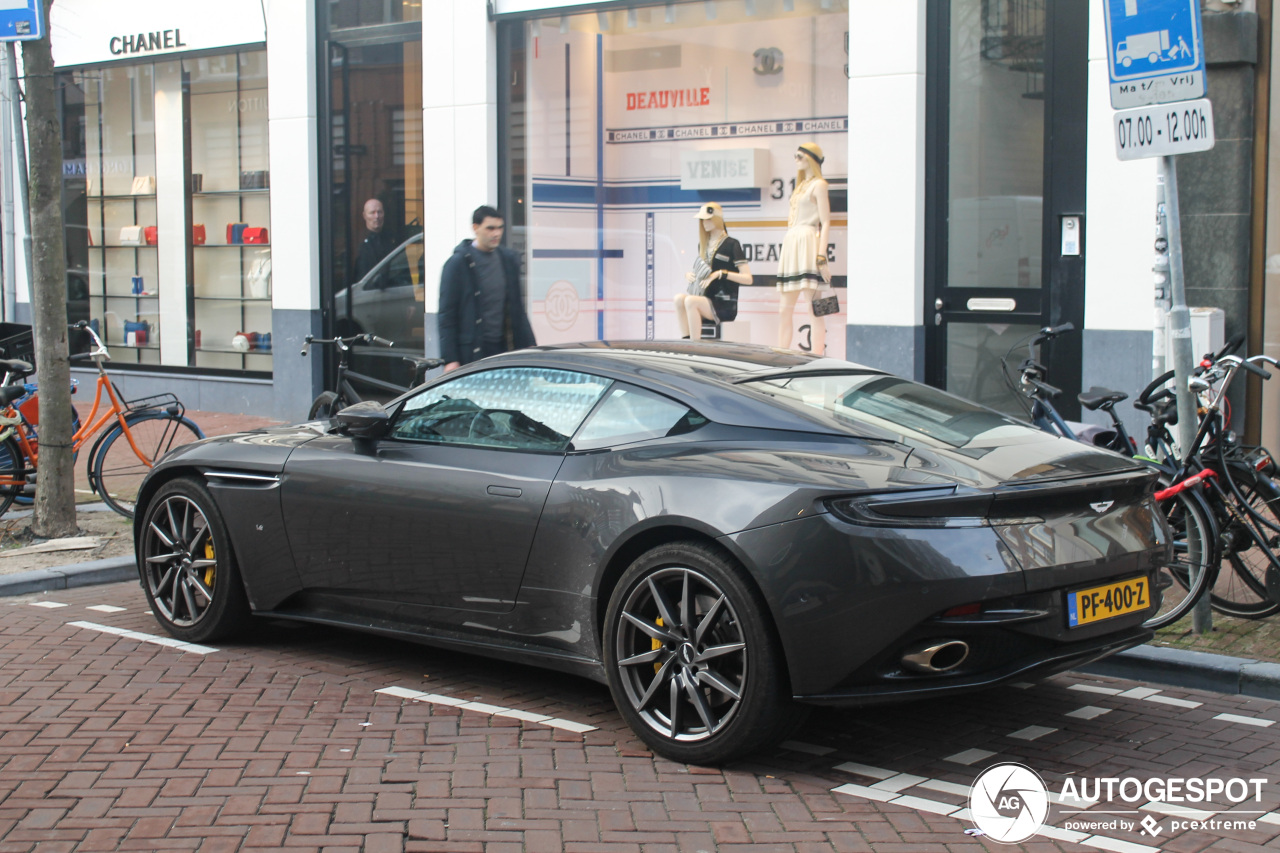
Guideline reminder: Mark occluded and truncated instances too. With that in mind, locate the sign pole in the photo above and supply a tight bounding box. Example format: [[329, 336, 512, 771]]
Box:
[[1160, 153, 1211, 631], [0, 43, 14, 322], [8, 43, 31, 310]]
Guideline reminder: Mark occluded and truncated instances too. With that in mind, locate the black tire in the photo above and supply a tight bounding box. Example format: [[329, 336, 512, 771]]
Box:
[[603, 542, 802, 765], [308, 391, 341, 421], [138, 477, 250, 642], [91, 412, 204, 518], [1146, 485, 1217, 629], [1208, 467, 1280, 618], [0, 435, 24, 519]]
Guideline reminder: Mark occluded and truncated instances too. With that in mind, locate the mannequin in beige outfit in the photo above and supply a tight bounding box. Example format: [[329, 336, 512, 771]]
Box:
[[775, 142, 831, 353]]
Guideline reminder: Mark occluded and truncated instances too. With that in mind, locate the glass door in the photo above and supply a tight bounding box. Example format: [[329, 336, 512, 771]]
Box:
[[926, 1, 1087, 417], [319, 13, 423, 399]]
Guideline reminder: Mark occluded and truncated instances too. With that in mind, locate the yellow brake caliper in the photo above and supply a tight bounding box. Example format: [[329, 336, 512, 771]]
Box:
[[653, 617, 663, 673], [203, 537, 216, 588]]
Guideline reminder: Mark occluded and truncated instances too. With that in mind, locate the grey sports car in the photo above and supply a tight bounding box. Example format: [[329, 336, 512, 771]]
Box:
[[133, 341, 1167, 764]]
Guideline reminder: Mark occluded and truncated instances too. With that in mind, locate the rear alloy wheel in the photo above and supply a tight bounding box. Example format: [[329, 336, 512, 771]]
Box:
[[604, 542, 802, 765], [139, 478, 250, 643]]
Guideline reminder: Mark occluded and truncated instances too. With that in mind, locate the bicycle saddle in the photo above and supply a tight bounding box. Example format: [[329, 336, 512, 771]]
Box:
[[0, 383, 27, 406], [0, 358, 33, 379], [1077, 387, 1128, 411]]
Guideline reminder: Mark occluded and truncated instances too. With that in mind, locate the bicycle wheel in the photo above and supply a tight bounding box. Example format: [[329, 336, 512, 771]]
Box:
[[91, 412, 203, 518], [1208, 466, 1280, 618], [0, 435, 24, 518], [1146, 485, 1217, 629], [308, 391, 341, 420]]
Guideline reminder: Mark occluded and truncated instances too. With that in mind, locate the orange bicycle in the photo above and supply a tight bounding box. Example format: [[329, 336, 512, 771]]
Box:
[[0, 321, 204, 518]]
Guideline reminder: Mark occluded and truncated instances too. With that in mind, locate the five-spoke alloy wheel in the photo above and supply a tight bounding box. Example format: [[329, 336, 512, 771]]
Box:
[[139, 478, 250, 642], [604, 542, 801, 765]]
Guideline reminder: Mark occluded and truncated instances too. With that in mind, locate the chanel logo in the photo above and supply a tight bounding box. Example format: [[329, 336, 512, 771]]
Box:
[[753, 47, 784, 76]]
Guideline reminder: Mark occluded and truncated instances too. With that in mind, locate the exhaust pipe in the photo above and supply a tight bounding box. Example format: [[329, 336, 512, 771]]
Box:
[[901, 639, 969, 673]]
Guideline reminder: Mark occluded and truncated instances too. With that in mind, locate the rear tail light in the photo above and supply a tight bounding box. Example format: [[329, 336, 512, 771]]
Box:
[[826, 489, 1042, 529]]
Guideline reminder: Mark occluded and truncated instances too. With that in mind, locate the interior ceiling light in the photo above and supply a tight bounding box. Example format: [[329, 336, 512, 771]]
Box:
[[745, 0, 757, 14], [560, 15, 570, 33], [704, 1, 717, 20], [530, 18, 541, 37], [627, 8, 638, 27], [598, 11, 609, 30], [665, 4, 676, 24], [783, 0, 795, 10]]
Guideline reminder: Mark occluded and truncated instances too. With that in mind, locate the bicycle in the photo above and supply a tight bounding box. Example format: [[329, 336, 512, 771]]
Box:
[[0, 321, 205, 519], [301, 332, 442, 419], [1001, 323, 1219, 629], [1006, 326, 1280, 625]]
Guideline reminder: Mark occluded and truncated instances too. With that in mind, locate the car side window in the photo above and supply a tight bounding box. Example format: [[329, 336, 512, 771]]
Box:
[[391, 367, 612, 451], [573, 384, 705, 450]]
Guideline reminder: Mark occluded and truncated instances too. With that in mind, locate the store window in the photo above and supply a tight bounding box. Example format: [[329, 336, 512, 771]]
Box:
[[62, 49, 271, 373], [501, 0, 849, 354]]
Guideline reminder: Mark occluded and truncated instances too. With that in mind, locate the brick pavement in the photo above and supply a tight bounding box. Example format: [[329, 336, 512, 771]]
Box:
[[4, 580, 1280, 852]]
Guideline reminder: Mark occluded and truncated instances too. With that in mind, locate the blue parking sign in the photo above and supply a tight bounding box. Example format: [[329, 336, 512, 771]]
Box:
[[0, 0, 43, 41], [1105, 0, 1205, 108]]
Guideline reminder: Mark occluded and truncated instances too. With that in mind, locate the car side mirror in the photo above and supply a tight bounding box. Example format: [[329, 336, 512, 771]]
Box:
[[335, 400, 391, 439]]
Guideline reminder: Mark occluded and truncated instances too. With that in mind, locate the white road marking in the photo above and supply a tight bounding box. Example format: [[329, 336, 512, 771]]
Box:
[[833, 761, 896, 780], [86, 604, 125, 613], [68, 621, 217, 655], [1008, 725, 1057, 740], [1140, 800, 1214, 820], [944, 748, 995, 765], [1066, 705, 1112, 720], [374, 686, 596, 732], [1259, 812, 1280, 825], [871, 773, 928, 793], [30, 601, 68, 608], [918, 779, 972, 797], [1144, 694, 1201, 708], [1118, 687, 1160, 699], [1070, 684, 1123, 695], [1212, 713, 1274, 728]]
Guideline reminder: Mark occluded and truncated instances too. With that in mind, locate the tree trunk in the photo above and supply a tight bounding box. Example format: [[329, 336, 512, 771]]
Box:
[[22, 0, 77, 538]]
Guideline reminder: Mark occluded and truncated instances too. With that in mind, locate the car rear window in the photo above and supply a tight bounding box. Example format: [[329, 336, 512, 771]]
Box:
[[742, 372, 1033, 447]]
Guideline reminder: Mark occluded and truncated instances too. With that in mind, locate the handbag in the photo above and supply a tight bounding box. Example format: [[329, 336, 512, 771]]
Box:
[[192, 224, 206, 245], [144, 226, 158, 246], [119, 225, 144, 246], [243, 227, 268, 244], [812, 289, 840, 317], [130, 175, 155, 195], [227, 223, 248, 244]]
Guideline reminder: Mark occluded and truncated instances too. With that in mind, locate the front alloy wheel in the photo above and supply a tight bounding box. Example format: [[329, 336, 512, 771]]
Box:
[[140, 478, 250, 642]]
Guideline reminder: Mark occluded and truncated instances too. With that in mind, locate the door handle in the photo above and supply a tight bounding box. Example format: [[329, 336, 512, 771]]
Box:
[[935, 298, 944, 310], [487, 485, 522, 498]]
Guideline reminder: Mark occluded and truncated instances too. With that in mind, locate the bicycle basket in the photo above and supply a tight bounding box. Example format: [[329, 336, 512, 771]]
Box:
[[0, 323, 34, 364]]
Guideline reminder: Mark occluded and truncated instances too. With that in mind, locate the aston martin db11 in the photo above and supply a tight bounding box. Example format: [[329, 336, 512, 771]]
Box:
[[134, 341, 1167, 764]]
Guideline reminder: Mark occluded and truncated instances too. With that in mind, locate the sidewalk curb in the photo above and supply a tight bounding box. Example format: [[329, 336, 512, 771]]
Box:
[[0, 556, 136, 597], [1077, 644, 1280, 702]]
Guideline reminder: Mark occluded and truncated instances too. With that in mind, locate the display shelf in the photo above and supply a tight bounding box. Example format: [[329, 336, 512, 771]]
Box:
[[93, 245, 159, 250], [87, 194, 157, 200], [193, 296, 271, 302], [196, 345, 274, 354], [193, 189, 269, 196], [195, 243, 271, 248]]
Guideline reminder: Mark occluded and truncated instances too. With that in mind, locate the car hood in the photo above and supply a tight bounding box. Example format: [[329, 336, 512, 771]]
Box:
[[901, 425, 1145, 488]]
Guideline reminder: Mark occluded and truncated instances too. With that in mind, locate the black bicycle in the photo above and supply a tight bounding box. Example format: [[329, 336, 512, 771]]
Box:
[[302, 333, 443, 419]]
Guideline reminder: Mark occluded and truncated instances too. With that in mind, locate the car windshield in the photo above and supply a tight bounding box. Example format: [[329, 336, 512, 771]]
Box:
[[742, 372, 1035, 448]]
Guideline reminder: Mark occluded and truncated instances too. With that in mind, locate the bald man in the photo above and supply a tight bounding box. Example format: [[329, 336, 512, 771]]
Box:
[[353, 198, 400, 280]]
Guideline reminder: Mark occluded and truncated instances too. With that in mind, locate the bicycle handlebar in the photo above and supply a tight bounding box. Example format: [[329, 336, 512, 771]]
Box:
[[301, 333, 396, 356], [68, 320, 110, 363]]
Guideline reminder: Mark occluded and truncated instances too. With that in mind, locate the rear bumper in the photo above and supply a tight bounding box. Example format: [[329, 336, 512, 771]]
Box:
[[794, 625, 1152, 706]]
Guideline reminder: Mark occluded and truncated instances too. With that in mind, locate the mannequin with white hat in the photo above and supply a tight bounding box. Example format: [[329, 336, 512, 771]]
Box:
[[776, 141, 832, 352], [674, 201, 753, 338]]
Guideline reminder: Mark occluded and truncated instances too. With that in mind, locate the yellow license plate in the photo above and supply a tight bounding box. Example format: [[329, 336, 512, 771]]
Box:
[[1068, 577, 1150, 627]]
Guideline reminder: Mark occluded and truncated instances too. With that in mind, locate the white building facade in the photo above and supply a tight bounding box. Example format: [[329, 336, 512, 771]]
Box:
[[34, 0, 1158, 424]]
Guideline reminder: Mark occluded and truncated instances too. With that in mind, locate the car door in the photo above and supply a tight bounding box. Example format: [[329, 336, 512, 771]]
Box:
[[280, 366, 612, 611]]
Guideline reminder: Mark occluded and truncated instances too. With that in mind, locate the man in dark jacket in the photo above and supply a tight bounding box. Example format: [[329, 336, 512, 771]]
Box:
[[438, 205, 536, 371], [353, 198, 400, 280]]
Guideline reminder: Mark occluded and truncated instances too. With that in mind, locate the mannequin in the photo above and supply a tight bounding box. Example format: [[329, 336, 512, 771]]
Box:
[[674, 201, 753, 338], [776, 142, 831, 353]]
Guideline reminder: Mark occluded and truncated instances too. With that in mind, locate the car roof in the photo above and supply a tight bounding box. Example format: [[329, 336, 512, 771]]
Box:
[[468, 341, 895, 439]]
